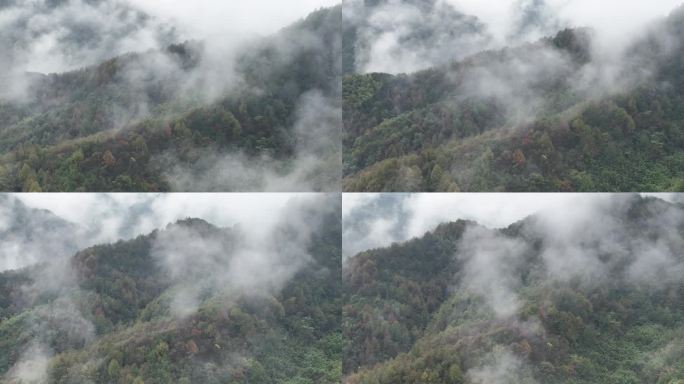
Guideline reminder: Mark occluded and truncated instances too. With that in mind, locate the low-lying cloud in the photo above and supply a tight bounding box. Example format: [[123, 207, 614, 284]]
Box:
[[457, 226, 530, 319], [150, 195, 335, 317], [161, 91, 342, 192], [345, 0, 491, 73], [132, 0, 340, 38], [343, 193, 608, 259], [0, 0, 339, 78], [466, 346, 538, 384], [343, 194, 585, 263], [526, 195, 684, 288], [344, 194, 684, 326], [348, 0, 683, 74], [2, 193, 339, 380], [0, 0, 339, 108], [345, 193, 683, 383], [6, 342, 52, 384], [0, 0, 176, 99]]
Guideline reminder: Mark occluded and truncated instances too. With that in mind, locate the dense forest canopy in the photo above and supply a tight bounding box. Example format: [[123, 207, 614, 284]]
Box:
[[0, 2, 342, 192], [343, 1, 684, 192], [343, 194, 684, 383], [0, 195, 342, 383]]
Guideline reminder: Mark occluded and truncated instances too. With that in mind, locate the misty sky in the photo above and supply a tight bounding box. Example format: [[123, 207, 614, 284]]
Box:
[[0, 0, 339, 76], [0, 192, 339, 274], [449, 0, 682, 44], [352, 0, 684, 73], [131, 0, 340, 37], [16, 193, 317, 243], [343, 193, 678, 258]]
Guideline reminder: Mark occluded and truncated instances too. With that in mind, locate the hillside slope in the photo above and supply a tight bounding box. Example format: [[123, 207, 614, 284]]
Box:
[[343, 7, 684, 192], [0, 5, 342, 192], [0, 200, 342, 383], [343, 195, 684, 383]]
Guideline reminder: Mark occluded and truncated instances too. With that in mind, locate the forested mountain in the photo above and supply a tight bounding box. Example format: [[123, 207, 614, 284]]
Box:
[[343, 3, 684, 192], [343, 195, 684, 383], [0, 4, 341, 192], [0, 199, 342, 383]]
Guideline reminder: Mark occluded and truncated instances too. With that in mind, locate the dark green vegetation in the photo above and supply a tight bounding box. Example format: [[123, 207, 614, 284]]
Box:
[[0, 204, 342, 383], [343, 5, 684, 192], [343, 195, 684, 383], [0, 5, 341, 192]]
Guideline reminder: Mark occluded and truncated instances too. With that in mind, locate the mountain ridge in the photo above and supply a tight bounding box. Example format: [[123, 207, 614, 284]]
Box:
[[343, 194, 684, 383], [1, 201, 342, 383], [0, 5, 342, 192], [343, 8, 684, 192]]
